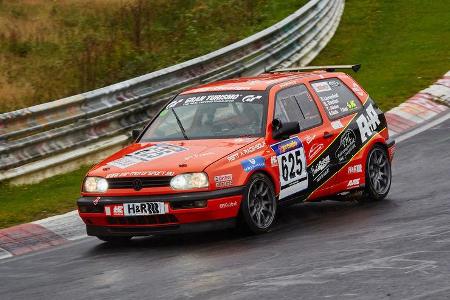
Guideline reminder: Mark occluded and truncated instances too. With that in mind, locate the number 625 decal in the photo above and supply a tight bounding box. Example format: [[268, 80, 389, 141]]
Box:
[[271, 137, 308, 199]]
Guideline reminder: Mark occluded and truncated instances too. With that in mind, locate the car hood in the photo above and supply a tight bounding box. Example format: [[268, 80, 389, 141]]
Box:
[[89, 137, 261, 177]]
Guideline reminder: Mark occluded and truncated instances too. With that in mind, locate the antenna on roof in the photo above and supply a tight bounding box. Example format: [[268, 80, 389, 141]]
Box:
[[270, 64, 361, 73]]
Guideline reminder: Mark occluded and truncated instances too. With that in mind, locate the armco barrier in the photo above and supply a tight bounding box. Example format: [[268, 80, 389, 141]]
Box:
[[0, 0, 344, 184]]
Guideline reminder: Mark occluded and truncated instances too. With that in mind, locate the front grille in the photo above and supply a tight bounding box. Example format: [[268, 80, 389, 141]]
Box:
[[106, 214, 178, 225], [107, 176, 172, 190]]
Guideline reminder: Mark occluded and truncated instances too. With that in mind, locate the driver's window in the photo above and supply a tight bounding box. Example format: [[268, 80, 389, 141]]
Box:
[[275, 85, 322, 130]]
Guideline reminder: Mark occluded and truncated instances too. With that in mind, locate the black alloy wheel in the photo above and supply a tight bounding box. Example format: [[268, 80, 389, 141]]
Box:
[[364, 145, 392, 201], [239, 173, 277, 234]]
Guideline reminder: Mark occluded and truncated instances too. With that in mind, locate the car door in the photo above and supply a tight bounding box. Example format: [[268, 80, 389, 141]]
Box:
[[272, 84, 335, 201], [309, 77, 364, 189]]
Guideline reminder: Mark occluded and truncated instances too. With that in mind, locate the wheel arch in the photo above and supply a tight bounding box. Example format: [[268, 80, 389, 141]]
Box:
[[359, 137, 389, 183], [243, 169, 279, 197], [362, 137, 389, 164]]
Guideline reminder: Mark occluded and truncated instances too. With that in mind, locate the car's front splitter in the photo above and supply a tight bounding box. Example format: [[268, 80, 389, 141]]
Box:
[[86, 218, 236, 236]]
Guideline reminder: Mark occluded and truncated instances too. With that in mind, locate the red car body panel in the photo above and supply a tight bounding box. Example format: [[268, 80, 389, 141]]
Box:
[[77, 71, 395, 236]]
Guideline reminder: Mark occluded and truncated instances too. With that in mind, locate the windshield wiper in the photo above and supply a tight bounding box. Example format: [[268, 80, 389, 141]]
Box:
[[171, 108, 189, 140]]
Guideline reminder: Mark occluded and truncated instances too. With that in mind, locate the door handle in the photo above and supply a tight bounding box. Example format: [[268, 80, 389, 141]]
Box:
[[323, 131, 334, 139]]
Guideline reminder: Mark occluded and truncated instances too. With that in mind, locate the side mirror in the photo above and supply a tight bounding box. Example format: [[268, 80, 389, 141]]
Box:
[[272, 119, 300, 140], [131, 129, 141, 140]]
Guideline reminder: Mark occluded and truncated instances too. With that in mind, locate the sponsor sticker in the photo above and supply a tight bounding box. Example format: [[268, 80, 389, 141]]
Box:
[[219, 201, 238, 209], [320, 93, 339, 102], [356, 103, 381, 143], [106, 171, 175, 178], [319, 93, 342, 117], [279, 80, 298, 88], [331, 120, 343, 129], [348, 164, 362, 174], [335, 129, 357, 162], [214, 174, 233, 188], [184, 94, 240, 106], [93, 197, 100, 205], [308, 143, 324, 160], [190, 86, 253, 92], [184, 152, 215, 161], [311, 82, 332, 93], [108, 143, 187, 169], [227, 142, 265, 162], [347, 100, 357, 110], [311, 155, 331, 182], [241, 95, 263, 102], [347, 178, 360, 188], [106, 202, 166, 216], [271, 137, 302, 156], [166, 99, 184, 109], [270, 155, 278, 167], [352, 82, 364, 97], [167, 92, 265, 108], [105, 204, 125, 216], [328, 80, 340, 88], [241, 156, 265, 172], [305, 134, 316, 145]]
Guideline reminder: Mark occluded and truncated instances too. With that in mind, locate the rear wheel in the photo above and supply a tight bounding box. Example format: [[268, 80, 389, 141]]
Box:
[[96, 236, 132, 243], [364, 145, 392, 201], [239, 173, 277, 234]]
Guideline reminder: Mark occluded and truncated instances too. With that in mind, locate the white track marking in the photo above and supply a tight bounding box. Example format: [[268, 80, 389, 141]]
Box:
[[0, 248, 12, 260], [394, 112, 450, 143]]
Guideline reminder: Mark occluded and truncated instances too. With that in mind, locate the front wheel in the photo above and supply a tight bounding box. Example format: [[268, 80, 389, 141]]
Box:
[[364, 145, 392, 201], [239, 173, 277, 234]]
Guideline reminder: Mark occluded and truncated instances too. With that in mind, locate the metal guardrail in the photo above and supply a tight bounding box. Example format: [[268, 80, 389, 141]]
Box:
[[0, 0, 344, 184]]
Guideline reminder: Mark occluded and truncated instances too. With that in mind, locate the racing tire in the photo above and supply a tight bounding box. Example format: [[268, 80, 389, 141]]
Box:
[[238, 173, 277, 234], [363, 145, 392, 201], [96, 236, 132, 243]]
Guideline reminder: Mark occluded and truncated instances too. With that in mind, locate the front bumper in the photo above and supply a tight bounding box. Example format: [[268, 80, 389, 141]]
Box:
[[77, 186, 244, 236]]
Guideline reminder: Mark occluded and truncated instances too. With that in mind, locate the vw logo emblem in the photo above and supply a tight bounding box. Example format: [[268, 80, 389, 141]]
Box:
[[133, 179, 143, 191]]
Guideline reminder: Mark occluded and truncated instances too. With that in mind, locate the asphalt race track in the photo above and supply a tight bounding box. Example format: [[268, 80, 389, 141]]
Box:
[[1, 117, 450, 300]]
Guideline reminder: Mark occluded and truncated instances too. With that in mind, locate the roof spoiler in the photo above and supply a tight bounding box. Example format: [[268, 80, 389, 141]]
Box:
[[271, 64, 361, 73]]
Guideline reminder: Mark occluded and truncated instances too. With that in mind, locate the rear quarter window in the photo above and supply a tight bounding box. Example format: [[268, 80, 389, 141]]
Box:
[[310, 78, 362, 120]]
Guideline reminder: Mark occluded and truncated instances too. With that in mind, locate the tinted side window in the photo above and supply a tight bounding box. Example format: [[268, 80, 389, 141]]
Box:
[[310, 78, 362, 120], [274, 84, 322, 130]]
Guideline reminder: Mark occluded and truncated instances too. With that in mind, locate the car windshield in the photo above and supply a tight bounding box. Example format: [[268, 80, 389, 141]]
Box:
[[140, 91, 267, 141]]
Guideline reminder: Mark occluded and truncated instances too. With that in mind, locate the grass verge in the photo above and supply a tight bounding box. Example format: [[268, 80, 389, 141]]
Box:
[[311, 0, 450, 110], [0, 166, 89, 228], [0, 0, 307, 112]]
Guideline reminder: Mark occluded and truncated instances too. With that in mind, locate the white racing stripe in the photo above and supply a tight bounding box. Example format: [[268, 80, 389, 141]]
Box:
[[0, 248, 13, 260], [394, 112, 450, 143]]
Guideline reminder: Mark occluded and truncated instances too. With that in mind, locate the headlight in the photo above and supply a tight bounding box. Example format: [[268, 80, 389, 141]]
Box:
[[83, 177, 109, 193], [170, 173, 209, 190]]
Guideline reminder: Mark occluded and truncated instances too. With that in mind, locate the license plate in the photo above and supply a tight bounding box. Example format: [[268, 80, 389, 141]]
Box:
[[105, 202, 166, 217]]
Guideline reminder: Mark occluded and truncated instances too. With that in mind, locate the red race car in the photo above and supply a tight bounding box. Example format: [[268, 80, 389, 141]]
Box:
[[77, 65, 395, 242]]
